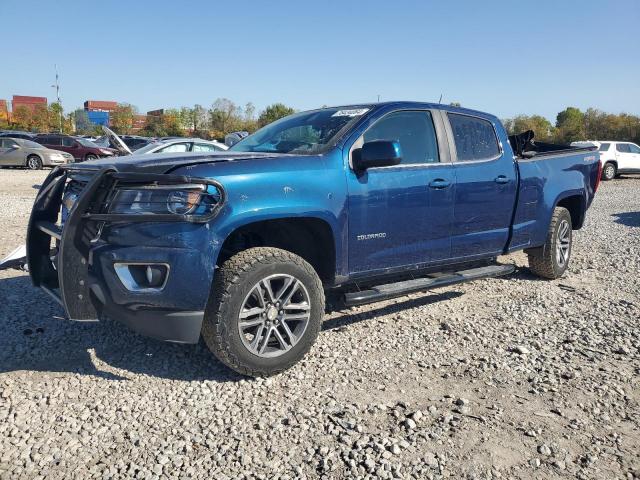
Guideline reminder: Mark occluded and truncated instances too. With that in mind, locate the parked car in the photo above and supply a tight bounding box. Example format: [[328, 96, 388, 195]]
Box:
[[571, 140, 640, 180], [131, 138, 228, 155], [0, 131, 36, 140], [26, 102, 601, 377], [93, 135, 153, 151], [34, 134, 118, 162], [0, 137, 74, 169]]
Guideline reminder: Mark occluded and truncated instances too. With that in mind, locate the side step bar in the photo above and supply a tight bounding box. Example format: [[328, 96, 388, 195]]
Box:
[[344, 264, 515, 307]]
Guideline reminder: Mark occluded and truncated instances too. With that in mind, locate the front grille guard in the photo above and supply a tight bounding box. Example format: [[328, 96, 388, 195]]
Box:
[[26, 165, 226, 320]]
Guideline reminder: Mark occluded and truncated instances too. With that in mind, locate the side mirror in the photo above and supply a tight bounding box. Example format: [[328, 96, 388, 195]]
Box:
[[352, 140, 402, 171]]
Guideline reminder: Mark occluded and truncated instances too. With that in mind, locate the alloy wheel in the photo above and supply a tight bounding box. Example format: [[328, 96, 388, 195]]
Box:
[[237, 274, 311, 358], [556, 219, 571, 268]]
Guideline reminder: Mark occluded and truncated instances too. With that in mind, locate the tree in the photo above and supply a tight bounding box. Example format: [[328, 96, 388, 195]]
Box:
[[258, 103, 295, 127], [11, 106, 33, 130], [74, 109, 93, 134], [191, 104, 208, 135], [48, 102, 64, 132], [209, 98, 241, 137], [110, 103, 137, 134], [555, 107, 585, 143], [504, 114, 555, 141]]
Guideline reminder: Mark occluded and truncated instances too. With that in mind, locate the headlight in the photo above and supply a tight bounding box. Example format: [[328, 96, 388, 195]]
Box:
[[49, 153, 64, 160], [108, 184, 222, 216], [100, 149, 113, 155]]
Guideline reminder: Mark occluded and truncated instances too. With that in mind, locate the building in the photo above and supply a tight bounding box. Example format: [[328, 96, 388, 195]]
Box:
[[12, 95, 47, 112], [84, 100, 118, 112]]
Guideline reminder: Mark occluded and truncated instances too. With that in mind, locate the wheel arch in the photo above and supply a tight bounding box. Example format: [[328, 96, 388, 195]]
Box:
[[554, 193, 586, 230], [216, 216, 338, 285]]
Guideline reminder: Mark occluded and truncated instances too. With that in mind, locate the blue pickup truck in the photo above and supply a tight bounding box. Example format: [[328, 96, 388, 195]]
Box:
[[26, 102, 602, 376]]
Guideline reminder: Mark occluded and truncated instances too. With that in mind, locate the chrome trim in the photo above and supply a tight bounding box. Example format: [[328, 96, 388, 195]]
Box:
[[134, 183, 207, 191], [113, 262, 171, 292]]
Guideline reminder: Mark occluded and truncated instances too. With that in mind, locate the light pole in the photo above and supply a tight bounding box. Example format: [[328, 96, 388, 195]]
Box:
[[51, 64, 63, 133]]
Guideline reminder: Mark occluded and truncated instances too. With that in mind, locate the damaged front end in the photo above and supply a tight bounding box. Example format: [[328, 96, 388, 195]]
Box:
[[26, 165, 225, 342]]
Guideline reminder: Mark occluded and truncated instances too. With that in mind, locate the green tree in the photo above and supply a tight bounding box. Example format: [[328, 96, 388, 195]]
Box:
[[505, 114, 555, 141], [209, 98, 241, 137], [258, 103, 295, 127], [48, 102, 64, 132], [555, 107, 585, 143], [110, 103, 137, 134]]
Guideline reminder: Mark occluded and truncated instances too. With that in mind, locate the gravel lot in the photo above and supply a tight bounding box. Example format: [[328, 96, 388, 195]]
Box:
[[0, 169, 638, 479]]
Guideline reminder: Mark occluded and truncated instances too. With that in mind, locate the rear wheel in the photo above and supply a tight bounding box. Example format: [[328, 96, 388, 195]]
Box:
[[26, 155, 42, 170], [527, 207, 572, 279], [602, 162, 616, 181], [202, 247, 324, 377]]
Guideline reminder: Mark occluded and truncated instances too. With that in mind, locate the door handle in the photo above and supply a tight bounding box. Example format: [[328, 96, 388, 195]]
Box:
[[429, 178, 451, 189], [494, 175, 509, 184]]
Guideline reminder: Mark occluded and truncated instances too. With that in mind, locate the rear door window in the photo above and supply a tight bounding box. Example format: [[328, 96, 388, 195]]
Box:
[[47, 136, 62, 146], [157, 142, 189, 153], [598, 143, 610, 151], [616, 143, 631, 153], [448, 113, 500, 161], [62, 137, 76, 147]]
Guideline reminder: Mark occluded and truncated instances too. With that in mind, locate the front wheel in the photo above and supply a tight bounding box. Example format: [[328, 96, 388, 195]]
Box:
[[527, 207, 572, 279], [26, 155, 43, 170], [85, 154, 98, 161], [202, 247, 325, 377]]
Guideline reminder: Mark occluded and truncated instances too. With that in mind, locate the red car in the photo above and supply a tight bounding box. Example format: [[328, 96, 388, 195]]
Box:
[[35, 134, 118, 162]]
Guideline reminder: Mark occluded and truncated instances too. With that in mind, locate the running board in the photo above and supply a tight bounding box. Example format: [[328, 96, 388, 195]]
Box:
[[343, 264, 515, 307]]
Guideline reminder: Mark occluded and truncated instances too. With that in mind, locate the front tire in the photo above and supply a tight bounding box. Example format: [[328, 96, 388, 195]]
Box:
[[202, 247, 325, 377], [85, 154, 98, 161], [602, 162, 616, 181], [26, 155, 43, 170], [527, 207, 572, 279]]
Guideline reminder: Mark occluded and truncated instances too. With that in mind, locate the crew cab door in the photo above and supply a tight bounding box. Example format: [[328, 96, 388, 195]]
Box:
[[346, 109, 455, 274], [443, 112, 517, 259]]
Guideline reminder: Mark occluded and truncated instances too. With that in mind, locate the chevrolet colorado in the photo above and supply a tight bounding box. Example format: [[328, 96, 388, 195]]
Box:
[[26, 102, 602, 376]]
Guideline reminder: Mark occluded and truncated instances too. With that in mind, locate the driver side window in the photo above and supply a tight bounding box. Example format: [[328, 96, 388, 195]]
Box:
[[357, 110, 440, 165]]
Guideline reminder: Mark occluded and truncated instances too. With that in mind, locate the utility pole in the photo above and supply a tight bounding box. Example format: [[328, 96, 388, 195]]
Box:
[[377, 95, 380, 103], [51, 65, 63, 133]]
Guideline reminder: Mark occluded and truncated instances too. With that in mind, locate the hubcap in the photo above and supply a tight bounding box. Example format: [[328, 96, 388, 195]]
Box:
[[28, 158, 37, 169], [556, 219, 571, 268], [238, 274, 311, 358], [605, 165, 614, 179]]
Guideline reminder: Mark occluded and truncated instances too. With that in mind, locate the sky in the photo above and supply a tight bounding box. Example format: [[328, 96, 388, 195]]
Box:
[[1, 0, 638, 122]]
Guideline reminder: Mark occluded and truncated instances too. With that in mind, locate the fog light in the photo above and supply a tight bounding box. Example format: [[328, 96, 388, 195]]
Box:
[[114, 263, 169, 291]]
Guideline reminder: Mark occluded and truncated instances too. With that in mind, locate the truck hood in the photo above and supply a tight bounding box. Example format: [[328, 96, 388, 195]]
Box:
[[72, 151, 300, 174]]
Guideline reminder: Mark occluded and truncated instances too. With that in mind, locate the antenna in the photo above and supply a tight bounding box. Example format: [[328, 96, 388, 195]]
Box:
[[51, 64, 63, 133]]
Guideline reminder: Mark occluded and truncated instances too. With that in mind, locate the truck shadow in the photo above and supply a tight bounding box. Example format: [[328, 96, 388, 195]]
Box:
[[0, 274, 242, 383], [0, 275, 475, 382], [612, 211, 640, 228]]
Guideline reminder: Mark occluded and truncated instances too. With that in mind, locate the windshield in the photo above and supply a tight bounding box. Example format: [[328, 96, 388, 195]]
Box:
[[132, 142, 163, 154], [76, 138, 99, 148], [22, 139, 44, 148], [230, 107, 370, 154]]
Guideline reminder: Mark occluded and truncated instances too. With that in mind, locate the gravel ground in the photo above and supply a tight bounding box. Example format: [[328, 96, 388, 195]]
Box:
[[0, 169, 638, 480]]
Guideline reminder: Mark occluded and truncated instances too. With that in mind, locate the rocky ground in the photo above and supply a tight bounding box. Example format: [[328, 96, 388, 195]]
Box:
[[0, 169, 638, 479]]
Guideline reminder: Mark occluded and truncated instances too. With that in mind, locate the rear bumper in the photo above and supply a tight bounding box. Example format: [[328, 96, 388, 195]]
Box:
[[26, 166, 224, 344]]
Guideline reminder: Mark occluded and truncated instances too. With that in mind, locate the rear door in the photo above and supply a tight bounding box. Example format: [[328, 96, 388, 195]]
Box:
[[346, 109, 455, 274], [444, 112, 517, 259], [0, 139, 12, 165]]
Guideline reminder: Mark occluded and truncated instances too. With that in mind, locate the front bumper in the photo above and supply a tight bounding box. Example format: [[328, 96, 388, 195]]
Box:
[[26, 166, 225, 343]]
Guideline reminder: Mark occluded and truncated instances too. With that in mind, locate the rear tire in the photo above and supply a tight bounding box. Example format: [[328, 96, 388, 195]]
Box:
[[527, 207, 572, 279], [602, 162, 616, 181], [26, 155, 42, 170], [202, 247, 324, 377]]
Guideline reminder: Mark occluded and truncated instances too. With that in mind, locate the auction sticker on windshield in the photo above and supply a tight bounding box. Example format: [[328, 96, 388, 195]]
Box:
[[331, 108, 369, 117]]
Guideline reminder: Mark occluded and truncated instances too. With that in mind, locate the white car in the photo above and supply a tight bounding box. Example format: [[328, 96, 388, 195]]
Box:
[[571, 141, 640, 180], [132, 138, 228, 155]]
